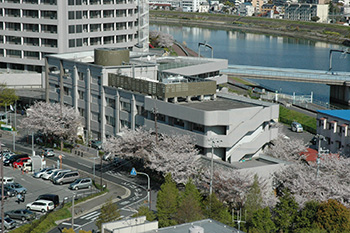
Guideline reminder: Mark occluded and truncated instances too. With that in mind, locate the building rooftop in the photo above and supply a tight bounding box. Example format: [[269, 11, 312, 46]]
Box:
[[145, 219, 238, 233], [180, 96, 255, 111], [318, 110, 350, 122]]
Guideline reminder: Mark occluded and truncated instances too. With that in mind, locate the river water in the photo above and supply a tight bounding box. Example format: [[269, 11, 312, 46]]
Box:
[[150, 24, 350, 104]]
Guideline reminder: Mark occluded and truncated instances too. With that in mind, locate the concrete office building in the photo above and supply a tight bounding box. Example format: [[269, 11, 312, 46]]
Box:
[[0, 0, 149, 73], [317, 110, 350, 155], [45, 48, 279, 163]]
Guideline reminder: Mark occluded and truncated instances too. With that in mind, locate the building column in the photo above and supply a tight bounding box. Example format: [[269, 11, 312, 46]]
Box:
[[131, 94, 136, 131], [73, 66, 79, 111], [86, 68, 91, 139], [100, 69, 107, 142], [59, 60, 64, 106], [115, 92, 120, 134], [45, 58, 49, 102]]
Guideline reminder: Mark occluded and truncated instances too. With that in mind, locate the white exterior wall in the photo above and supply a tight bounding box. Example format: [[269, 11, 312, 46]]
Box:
[[317, 4, 329, 23], [0, 0, 149, 72]]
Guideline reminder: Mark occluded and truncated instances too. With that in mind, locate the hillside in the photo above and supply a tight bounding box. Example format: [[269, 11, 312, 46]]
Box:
[[150, 11, 350, 46]]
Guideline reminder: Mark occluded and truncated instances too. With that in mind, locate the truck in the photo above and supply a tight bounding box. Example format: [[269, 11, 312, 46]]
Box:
[[22, 156, 43, 173]]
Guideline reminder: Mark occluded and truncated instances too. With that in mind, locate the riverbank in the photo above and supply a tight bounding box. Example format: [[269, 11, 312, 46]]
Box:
[[150, 11, 350, 46]]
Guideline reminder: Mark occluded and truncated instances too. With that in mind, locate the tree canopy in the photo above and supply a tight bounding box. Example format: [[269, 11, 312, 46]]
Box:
[[0, 83, 19, 108]]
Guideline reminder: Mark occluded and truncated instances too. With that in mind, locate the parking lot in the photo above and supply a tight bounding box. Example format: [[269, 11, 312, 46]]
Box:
[[1, 165, 80, 230]]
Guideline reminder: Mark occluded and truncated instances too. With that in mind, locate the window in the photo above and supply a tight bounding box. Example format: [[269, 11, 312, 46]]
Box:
[[106, 115, 115, 126], [76, 25, 82, 33], [192, 122, 204, 133], [76, 11, 82, 19], [174, 118, 184, 128], [63, 87, 70, 96], [69, 39, 75, 48], [91, 112, 100, 122], [76, 39, 82, 47], [107, 98, 115, 108], [78, 72, 84, 80], [121, 102, 131, 113], [68, 11, 75, 20], [69, 25, 75, 34], [68, 0, 74, 5], [78, 90, 85, 100], [78, 108, 85, 117]]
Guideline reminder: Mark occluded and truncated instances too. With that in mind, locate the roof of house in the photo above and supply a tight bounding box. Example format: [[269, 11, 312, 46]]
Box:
[[318, 110, 350, 122]]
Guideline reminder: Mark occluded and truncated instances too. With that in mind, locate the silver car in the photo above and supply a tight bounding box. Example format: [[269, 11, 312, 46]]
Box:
[[0, 217, 16, 230], [33, 168, 53, 178], [69, 178, 92, 190]]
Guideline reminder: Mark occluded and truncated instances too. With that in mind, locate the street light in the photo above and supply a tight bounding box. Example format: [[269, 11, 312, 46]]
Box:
[[198, 42, 213, 58], [208, 138, 222, 196], [92, 157, 99, 182], [130, 168, 151, 210]]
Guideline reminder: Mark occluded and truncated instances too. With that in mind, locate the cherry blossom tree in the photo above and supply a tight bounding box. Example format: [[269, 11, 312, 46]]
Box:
[[149, 30, 174, 48], [274, 151, 350, 208], [103, 128, 201, 184], [19, 101, 82, 150], [264, 133, 308, 161]]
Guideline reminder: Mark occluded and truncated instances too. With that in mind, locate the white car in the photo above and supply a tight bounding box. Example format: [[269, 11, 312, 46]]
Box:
[[33, 168, 53, 178], [41, 169, 61, 180], [26, 200, 54, 213]]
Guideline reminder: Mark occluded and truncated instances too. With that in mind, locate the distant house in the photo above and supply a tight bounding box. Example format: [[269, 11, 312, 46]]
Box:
[[199, 2, 210, 12], [284, 3, 328, 22], [238, 2, 255, 16], [317, 110, 350, 154]]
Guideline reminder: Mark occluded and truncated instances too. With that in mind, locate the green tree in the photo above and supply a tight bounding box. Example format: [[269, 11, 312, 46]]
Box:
[[244, 174, 263, 223], [273, 189, 299, 233], [202, 193, 231, 225], [315, 199, 350, 232], [132, 205, 156, 221], [96, 198, 121, 230], [295, 200, 320, 231], [176, 179, 203, 223], [248, 207, 276, 233], [0, 83, 19, 108], [157, 173, 179, 227]]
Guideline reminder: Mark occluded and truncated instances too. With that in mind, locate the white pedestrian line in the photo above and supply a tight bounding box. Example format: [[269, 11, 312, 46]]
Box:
[[62, 222, 81, 227], [89, 216, 99, 221], [84, 213, 100, 220], [80, 211, 98, 219], [77, 162, 90, 168]]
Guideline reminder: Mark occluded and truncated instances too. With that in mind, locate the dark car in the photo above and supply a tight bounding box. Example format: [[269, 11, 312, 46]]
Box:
[[1, 186, 16, 197], [36, 194, 59, 208], [90, 140, 102, 150], [4, 154, 29, 166], [5, 209, 36, 221]]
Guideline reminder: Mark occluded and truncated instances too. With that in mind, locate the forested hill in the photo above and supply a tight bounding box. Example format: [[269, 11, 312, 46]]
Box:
[[150, 10, 350, 46]]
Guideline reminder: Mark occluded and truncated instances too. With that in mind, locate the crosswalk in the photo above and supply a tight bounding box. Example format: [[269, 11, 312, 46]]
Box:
[[80, 211, 101, 221]]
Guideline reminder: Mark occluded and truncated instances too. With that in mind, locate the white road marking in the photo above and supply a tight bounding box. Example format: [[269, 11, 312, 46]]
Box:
[[77, 162, 90, 168], [62, 222, 81, 227], [84, 213, 100, 220], [80, 211, 98, 219]]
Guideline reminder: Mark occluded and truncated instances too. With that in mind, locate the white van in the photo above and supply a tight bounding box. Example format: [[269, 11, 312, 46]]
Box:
[[1, 177, 14, 184]]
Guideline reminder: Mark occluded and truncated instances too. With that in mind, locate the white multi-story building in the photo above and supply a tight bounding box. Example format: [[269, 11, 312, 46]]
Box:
[[317, 110, 350, 155], [45, 48, 279, 163], [182, 0, 200, 12], [0, 0, 149, 73]]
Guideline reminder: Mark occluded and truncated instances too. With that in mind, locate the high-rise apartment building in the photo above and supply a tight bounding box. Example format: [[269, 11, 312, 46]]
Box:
[[0, 0, 149, 73]]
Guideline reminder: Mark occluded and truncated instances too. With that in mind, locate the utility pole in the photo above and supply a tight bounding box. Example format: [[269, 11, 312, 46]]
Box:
[[1, 140, 4, 233], [209, 138, 222, 196], [71, 194, 75, 229], [316, 134, 328, 179]]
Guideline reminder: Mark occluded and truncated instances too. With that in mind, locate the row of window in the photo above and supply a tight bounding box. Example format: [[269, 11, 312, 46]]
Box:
[[0, 22, 57, 33], [68, 9, 133, 20], [68, 34, 131, 48], [1, 9, 57, 19], [0, 49, 53, 59], [1, 0, 57, 4], [1, 36, 57, 47], [68, 22, 133, 34]]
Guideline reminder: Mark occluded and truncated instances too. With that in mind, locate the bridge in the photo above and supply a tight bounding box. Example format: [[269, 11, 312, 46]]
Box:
[[222, 65, 350, 105]]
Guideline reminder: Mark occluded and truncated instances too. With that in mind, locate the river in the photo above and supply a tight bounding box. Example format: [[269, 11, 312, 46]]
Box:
[[150, 24, 350, 104]]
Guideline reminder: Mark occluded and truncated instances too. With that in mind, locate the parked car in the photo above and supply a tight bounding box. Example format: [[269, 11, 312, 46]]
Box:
[[33, 168, 53, 178], [49, 169, 71, 182], [5, 182, 27, 194], [53, 171, 80, 185], [5, 209, 36, 221], [13, 157, 31, 169], [69, 178, 92, 190], [26, 200, 55, 213], [4, 154, 29, 166], [1, 176, 14, 184], [0, 217, 16, 230], [41, 168, 61, 180], [43, 148, 55, 157], [1, 186, 16, 197], [291, 121, 303, 133], [90, 140, 102, 150], [36, 194, 59, 207]]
